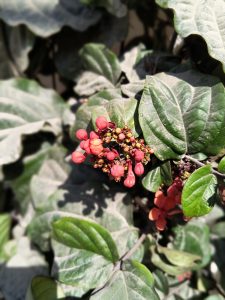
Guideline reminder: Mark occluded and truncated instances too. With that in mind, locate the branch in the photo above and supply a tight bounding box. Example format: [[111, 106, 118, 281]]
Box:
[[120, 233, 147, 261], [184, 155, 225, 179]]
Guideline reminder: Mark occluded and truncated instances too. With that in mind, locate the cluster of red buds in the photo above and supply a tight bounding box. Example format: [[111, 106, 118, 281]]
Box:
[[149, 178, 183, 231], [72, 116, 153, 188]]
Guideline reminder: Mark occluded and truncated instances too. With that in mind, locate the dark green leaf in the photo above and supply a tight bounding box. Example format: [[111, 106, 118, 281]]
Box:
[[52, 217, 119, 263], [182, 165, 217, 217], [139, 72, 225, 160], [160, 161, 173, 186], [90, 260, 159, 300], [26, 276, 65, 300], [142, 167, 162, 192], [79, 43, 121, 84]]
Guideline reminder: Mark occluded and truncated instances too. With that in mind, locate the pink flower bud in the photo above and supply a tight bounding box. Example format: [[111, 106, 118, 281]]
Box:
[[90, 131, 99, 139], [134, 162, 144, 176], [124, 173, 135, 188], [71, 151, 86, 164], [82, 139, 91, 154], [90, 139, 103, 155], [76, 129, 88, 140], [106, 151, 117, 161], [124, 163, 135, 187], [118, 133, 125, 140], [96, 116, 109, 130], [134, 150, 144, 162], [111, 164, 124, 178]]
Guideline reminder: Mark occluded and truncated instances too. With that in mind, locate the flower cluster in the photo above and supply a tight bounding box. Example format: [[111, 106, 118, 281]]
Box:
[[72, 116, 153, 188], [149, 178, 183, 231]]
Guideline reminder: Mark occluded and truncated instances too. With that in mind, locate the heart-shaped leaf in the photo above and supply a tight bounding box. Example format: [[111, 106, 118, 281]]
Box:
[[182, 165, 217, 217], [52, 217, 119, 263], [90, 260, 159, 300], [156, 0, 225, 72], [139, 71, 225, 160]]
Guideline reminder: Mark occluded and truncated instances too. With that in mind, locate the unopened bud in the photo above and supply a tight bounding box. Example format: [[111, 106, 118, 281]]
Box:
[[76, 129, 88, 140], [90, 131, 99, 139], [118, 133, 125, 140], [111, 164, 124, 178], [134, 162, 144, 176], [124, 173, 135, 188], [134, 150, 144, 162], [106, 151, 117, 161], [90, 139, 103, 155], [71, 151, 86, 164], [96, 116, 109, 130]]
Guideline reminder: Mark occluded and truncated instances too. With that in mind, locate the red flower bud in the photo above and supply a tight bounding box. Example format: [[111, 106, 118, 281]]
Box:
[[134, 162, 144, 176], [96, 116, 109, 130], [106, 151, 117, 161], [90, 139, 103, 155], [71, 151, 86, 164], [111, 164, 124, 178], [90, 131, 99, 139], [118, 133, 125, 140], [134, 150, 144, 162], [76, 129, 88, 140]]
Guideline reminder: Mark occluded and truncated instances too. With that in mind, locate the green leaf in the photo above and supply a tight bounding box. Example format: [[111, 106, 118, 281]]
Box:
[[0, 24, 34, 79], [26, 276, 65, 300], [10, 144, 67, 214], [105, 98, 140, 135], [79, 43, 121, 84], [153, 270, 169, 295], [52, 217, 119, 263], [139, 71, 225, 160], [160, 161, 173, 186], [157, 245, 200, 269], [142, 167, 162, 192], [156, 0, 225, 72], [75, 71, 114, 96], [218, 156, 225, 174], [0, 214, 10, 261], [52, 239, 113, 298], [182, 165, 217, 217], [0, 78, 68, 165], [173, 222, 211, 268], [90, 260, 159, 300], [81, 0, 127, 17], [0, 1, 101, 37]]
